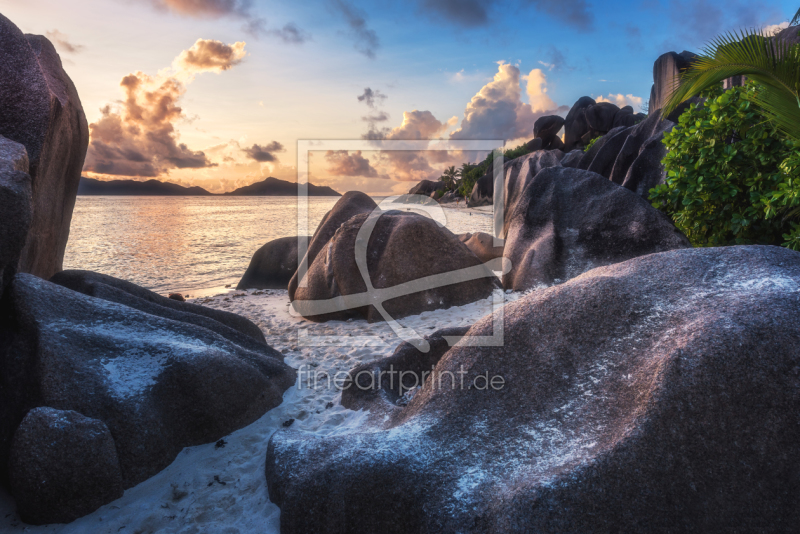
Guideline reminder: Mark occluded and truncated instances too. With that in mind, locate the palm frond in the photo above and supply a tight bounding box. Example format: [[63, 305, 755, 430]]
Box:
[[661, 28, 800, 140], [792, 8, 800, 26]]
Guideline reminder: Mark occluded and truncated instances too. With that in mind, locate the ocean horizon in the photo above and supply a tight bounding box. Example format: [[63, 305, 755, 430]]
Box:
[[64, 195, 494, 297]]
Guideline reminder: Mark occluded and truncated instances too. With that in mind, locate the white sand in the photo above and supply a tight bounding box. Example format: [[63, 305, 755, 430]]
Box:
[[0, 287, 523, 533]]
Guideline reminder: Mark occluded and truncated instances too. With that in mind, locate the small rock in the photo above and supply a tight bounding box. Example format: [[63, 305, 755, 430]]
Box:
[[168, 293, 185, 302], [215, 439, 227, 449], [283, 419, 295, 428]]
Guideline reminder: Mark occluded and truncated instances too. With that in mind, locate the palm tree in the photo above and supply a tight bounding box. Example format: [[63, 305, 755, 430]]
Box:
[[441, 165, 458, 190], [662, 25, 800, 141]]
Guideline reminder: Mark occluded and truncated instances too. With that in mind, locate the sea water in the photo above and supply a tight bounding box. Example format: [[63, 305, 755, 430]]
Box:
[[64, 196, 494, 297]]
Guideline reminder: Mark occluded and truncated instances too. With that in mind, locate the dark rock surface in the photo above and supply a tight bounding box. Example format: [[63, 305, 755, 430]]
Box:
[[237, 236, 310, 290], [407, 179, 446, 198], [1, 274, 295, 490], [266, 245, 800, 533], [8, 407, 124, 525], [502, 166, 690, 290], [0, 136, 32, 296], [563, 96, 596, 151], [457, 232, 504, 263], [50, 270, 269, 350], [341, 326, 469, 419], [560, 149, 583, 168], [0, 16, 90, 280], [289, 191, 378, 300], [533, 115, 565, 141], [469, 149, 564, 209], [291, 211, 500, 322], [584, 102, 620, 133], [649, 50, 698, 114], [467, 171, 494, 207]]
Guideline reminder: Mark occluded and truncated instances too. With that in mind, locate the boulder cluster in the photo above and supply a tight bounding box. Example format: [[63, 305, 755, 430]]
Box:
[[0, 15, 295, 525]]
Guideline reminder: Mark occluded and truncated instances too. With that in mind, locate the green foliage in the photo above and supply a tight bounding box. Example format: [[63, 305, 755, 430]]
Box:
[[650, 83, 800, 250], [457, 142, 535, 197], [441, 165, 458, 190], [583, 135, 601, 152], [661, 28, 800, 143]]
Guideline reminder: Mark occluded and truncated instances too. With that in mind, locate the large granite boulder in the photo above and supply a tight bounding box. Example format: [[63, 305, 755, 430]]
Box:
[[468, 149, 564, 208], [408, 179, 446, 197], [50, 270, 268, 350], [563, 96, 596, 151], [649, 50, 698, 114], [8, 407, 124, 525], [533, 115, 565, 150], [0, 274, 295, 494], [0, 15, 89, 280], [502, 166, 690, 290], [584, 101, 620, 133], [266, 245, 800, 533], [291, 211, 500, 322], [0, 135, 32, 295], [457, 232, 504, 263], [289, 191, 377, 300], [237, 236, 310, 290]]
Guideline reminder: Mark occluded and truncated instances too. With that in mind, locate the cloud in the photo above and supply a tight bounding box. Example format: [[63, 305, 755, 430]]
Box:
[[450, 62, 566, 142], [357, 87, 387, 108], [362, 111, 389, 122], [422, 0, 488, 27], [762, 21, 789, 36], [45, 30, 84, 53], [84, 40, 247, 178], [325, 150, 385, 178], [596, 93, 645, 112], [268, 23, 311, 44], [144, 0, 309, 40], [524, 68, 557, 112], [664, 0, 781, 47], [147, 0, 266, 35], [419, 0, 593, 30], [330, 0, 380, 58], [243, 141, 285, 162], [174, 39, 247, 73]]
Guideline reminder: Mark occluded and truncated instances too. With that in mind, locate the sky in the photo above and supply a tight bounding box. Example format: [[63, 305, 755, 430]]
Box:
[[1, 0, 795, 194]]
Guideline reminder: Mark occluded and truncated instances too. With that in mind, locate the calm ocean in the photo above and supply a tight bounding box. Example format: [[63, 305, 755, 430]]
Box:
[[63, 196, 494, 297]]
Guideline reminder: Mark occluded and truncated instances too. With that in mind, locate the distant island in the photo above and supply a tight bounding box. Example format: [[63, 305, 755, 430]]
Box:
[[78, 176, 341, 196]]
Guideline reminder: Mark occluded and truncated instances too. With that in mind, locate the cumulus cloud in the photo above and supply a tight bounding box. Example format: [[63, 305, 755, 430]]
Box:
[[325, 150, 384, 178], [450, 62, 566, 142], [596, 93, 645, 112], [174, 39, 247, 73], [243, 141, 285, 162], [420, 0, 593, 30], [84, 40, 247, 178], [357, 87, 387, 108], [762, 21, 789, 36], [45, 30, 84, 53], [331, 0, 380, 58]]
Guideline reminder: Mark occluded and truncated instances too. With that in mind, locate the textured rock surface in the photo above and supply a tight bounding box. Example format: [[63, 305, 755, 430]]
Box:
[[237, 236, 310, 290], [50, 270, 269, 350], [8, 407, 124, 525], [289, 191, 377, 300], [0, 135, 32, 295], [0, 16, 89, 280], [266, 245, 800, 533], [649, 50, 698, 113], [407, 179, 446, 197], [291, 211, 500, 322], [469, 150, 564, 208], [502, 166, 690, 290], [563, 96, 596, 151], [457, 232, 504, 263], [0, 274, 295, 489]]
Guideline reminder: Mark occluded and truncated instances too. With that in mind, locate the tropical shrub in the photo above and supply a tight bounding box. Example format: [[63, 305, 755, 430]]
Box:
[[650, 82, 800, 249]]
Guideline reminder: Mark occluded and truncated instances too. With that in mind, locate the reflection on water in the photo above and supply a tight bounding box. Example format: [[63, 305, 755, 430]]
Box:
[[64, 196, 493, 296]]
